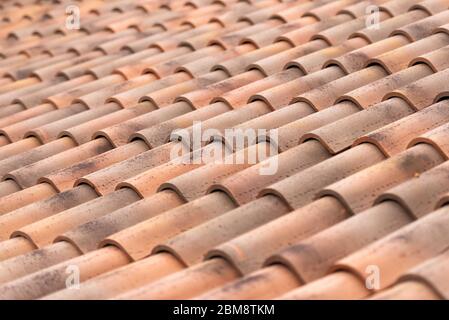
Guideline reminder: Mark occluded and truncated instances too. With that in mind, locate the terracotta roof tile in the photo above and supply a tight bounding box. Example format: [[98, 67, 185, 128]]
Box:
[[268, 201, 412, 287], [275, 205, 449, 299], [0, 185, 97, 241], [370, 280, 442, 299], [0, 0, 449, 300], [371, 248, 449, 299], [43, 253, 184, 300]]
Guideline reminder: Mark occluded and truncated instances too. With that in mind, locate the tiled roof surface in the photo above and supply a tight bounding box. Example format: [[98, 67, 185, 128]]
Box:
[[0, 0, 449, 300]]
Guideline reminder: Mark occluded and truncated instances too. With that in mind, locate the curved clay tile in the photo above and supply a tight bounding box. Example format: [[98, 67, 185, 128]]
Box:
[[101, 191, 233, 261], [0, 242, 80, 285], [392, 248, 449, 299], [277, 101, 359, 151], [304, 99, 414, 154], [376, 160, 449, 218], [330, 206, 449, 293], [132, 102, 230, 148], [27, 105, 118, 144], [0, 185, 97, 241], [409, 120, 449, 159], [385, 68, 449, 110], [392, 9, 449, 41], [63, 104, 152, 145], [352, 10, 429, 44], [210, 140, 330, 205], [267, 201, 411, 285], [0, 137, 76, 178], [0, 183, 56, 216], [410, 44, 449, 72], [215, 69, 302, 107], [196, 264, 301, 299], [42, 252, 184, 300], [155, 195, 289, 267], [320, 144, 444, 214], [338, 64, 432, 108], [75, 143, 174, 195], [113, 258, 235, 299], [261, 144, 385, 209], [249, 67, 345, 109], [40, 141, 148, 193], [354, 100, 449, 156], [206, 197, 348, 275], [5, 138, 112, 189], [0, 246, 130, 300], [0, 237, 37, 262], [370, 280, 442, 299], [12, 188, 140, 249], [250, 40, 328, 76], [0, 104, 85, 142], [97, 102, 191, 146], [369, 33, 449, 73], [0, 136, 40, 160], [177, 70, 264, 109], [278, 271, 370, 299], [58, 191, 184, 254], [294, 65, 387, 110]]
